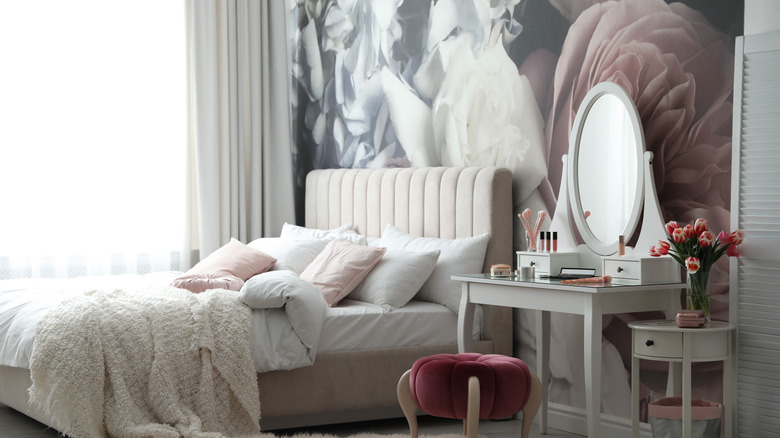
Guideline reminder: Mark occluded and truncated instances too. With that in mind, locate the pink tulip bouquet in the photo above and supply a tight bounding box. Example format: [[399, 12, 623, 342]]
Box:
[[649, 219, 743, 318]]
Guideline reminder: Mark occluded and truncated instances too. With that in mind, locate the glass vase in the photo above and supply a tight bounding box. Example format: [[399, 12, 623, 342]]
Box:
[[686, 269, 711, 320]]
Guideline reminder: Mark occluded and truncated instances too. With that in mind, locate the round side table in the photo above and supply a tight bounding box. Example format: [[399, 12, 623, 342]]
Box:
[[629, 319, 734, 438]]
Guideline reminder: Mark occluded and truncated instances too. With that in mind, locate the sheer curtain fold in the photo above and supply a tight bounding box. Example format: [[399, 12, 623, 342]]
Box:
[[185, 0, 295, 267]]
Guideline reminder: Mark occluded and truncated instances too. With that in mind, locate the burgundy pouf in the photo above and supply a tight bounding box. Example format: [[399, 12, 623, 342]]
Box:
[[410, 353, 532, 419], [398, 353, 541, 438]]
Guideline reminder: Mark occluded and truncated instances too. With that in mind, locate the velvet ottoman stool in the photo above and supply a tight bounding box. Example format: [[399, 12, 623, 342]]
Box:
[[397, 353, 542, 438]]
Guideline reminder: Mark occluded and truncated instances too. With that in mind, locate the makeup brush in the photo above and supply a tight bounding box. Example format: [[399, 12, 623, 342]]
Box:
[[532, 210, 546, 241], [518, 209, 533, 236], [518, 209, 535, 250]]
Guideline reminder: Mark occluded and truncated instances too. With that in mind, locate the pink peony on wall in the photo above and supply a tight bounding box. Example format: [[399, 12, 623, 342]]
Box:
[[288, 0, 743, 421]]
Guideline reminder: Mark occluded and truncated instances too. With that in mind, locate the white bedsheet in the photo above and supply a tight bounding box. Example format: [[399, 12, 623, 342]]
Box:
[[317, 299, 482, 353], [0, 273, 480, 370]]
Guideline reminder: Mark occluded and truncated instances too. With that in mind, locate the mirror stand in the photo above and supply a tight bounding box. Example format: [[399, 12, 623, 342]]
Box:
[[549, 154, 578, 252], [632, 151, 668, 256]]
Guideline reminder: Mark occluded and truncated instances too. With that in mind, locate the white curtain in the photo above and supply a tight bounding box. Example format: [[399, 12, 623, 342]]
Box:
[[185, 0, 295, 266]]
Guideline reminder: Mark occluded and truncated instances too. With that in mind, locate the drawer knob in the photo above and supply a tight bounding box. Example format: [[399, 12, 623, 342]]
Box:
[[530, 261, 535, 266], [617, 266, 624, 273], [645, 339, 654, 347]]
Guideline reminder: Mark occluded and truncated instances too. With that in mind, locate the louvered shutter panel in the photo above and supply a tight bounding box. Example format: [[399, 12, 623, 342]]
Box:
[[731, 31, 780, 437]]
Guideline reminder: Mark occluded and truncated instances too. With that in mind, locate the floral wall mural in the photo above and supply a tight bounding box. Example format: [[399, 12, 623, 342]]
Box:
[[288, 0, 743, 421]]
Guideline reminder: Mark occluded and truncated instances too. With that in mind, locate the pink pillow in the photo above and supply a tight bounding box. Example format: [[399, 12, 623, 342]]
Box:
[[188, 238, 276, 281], [171, 273, 245, 293], [300, 239, 386, 307]]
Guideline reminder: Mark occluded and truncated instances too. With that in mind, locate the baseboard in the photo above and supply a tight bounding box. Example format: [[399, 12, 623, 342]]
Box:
[[516, 402, 654, 438]]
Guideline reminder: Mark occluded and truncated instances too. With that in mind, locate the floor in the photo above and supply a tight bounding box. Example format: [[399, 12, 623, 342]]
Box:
[[0, 402, 583, 438]]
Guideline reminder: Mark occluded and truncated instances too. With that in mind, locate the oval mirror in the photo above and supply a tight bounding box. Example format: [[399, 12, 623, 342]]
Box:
[[567, 82, 644, 256]]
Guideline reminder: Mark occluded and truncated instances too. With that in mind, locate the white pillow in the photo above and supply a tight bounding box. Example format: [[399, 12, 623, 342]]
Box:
[[349, 248, 440, 311], [379, 224, 489, 314], [300, 239, 386, 307], [247, 237, 328, 274], [239, 270, 326, 351], [280, 222, 368, 246]]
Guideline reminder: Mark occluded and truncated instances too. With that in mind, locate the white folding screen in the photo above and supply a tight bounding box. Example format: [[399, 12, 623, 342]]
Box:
[[730, 31, 780, 437]]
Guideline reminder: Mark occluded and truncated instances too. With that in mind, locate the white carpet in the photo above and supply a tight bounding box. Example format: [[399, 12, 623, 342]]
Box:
[[241, 434, 473, 438]]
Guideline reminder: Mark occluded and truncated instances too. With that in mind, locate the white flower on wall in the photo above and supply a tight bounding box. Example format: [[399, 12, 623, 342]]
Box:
[[433, 39, 546, 204]]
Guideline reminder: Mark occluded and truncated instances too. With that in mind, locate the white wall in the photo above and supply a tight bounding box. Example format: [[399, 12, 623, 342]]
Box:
[[745, 0, 780, 34]]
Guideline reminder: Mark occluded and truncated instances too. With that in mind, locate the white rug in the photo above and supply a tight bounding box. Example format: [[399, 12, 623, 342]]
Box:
[[241, 433, 472, 438]]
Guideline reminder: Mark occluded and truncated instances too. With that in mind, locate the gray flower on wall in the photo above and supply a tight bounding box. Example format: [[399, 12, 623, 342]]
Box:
[[289, 0, 544, 212]]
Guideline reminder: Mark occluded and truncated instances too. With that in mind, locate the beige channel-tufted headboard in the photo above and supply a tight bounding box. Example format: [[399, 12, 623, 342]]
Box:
[[304, 166, 513, 355]]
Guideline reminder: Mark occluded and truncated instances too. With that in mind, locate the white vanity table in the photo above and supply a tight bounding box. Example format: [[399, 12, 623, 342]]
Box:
[[458, 82, 691, 436], [454, 274, 685, 438]]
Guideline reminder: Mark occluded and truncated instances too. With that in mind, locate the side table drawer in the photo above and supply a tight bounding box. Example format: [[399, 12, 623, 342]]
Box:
[[634, 330, 683, 358]]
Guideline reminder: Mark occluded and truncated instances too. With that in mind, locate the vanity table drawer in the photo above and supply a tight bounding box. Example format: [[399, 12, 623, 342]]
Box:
[[516, 251, 578, 276], [634, 330, 683, 358], [604, 259, 641, 280], [518, 254, 550, 271], [603, 256, 679, 282]]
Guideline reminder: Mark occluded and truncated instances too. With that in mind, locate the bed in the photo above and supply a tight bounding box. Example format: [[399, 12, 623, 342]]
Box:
[[0, 166, 513, 435]]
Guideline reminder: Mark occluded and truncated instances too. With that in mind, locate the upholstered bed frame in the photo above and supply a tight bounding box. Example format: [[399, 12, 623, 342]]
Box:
[[0, 166, 514, 432]]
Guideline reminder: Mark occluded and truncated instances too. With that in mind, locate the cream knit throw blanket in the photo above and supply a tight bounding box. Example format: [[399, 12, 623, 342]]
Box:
[[29, 286, 261, 438]]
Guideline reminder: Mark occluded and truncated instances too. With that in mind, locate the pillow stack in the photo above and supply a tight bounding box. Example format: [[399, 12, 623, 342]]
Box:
[[172, 222, 489, 312]]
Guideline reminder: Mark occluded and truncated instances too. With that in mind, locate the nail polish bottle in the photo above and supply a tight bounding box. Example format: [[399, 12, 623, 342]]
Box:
[[540, 232, 546, 253], [546, 231, 551, 252], [552, 231, 558, 253]]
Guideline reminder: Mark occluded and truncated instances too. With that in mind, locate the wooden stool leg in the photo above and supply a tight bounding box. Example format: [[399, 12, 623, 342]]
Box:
[[397, 370, 419, 438], [520, 371, 543, 438], [465, 376, 480, 438]]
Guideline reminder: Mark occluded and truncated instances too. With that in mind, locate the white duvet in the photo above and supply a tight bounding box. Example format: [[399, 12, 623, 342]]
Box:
[[11, 270, 326, 438], [0, 270, 327, 373]]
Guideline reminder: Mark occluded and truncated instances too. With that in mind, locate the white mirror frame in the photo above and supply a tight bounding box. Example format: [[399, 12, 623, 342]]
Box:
[[568, 82, 645, 256]]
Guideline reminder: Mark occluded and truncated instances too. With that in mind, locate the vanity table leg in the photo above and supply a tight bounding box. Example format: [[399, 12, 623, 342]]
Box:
[[535, 309, 550, 434], [584, 297, 602, 438], [457, 283, 475, 353]]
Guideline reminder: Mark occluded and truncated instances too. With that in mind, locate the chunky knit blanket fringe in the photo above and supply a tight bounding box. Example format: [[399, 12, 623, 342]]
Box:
[[29, 286, 261, 438]]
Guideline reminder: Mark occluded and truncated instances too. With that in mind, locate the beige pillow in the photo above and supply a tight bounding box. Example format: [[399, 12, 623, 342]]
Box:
[[300, 239, 386, 307], [188, 238, 276, 281]]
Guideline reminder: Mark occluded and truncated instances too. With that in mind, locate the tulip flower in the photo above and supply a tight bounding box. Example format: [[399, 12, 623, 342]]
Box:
[[727, 244, 740, 258], [683, 224, 696, 238], [685, 257, 700, 274], [698, 231, 715, 247], [665, 221, 680, 235], [672, 227, 687, 243], [729, 230, 745, 245], [655, 240, 670, 255], [717, 231, 729, 244], [694, 218, 708, 234], [649, 245, 660, 257]]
